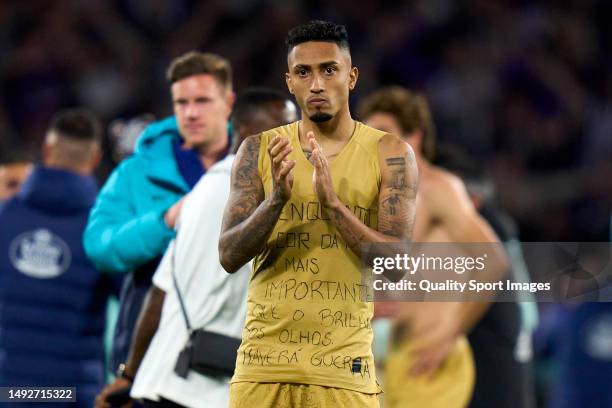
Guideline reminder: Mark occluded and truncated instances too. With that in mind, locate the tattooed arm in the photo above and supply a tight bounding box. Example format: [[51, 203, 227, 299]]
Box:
[[219, 134, 295, 273], [310, 133, 418, 256]]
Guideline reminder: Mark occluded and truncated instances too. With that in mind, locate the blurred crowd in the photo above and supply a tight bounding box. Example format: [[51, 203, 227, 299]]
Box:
[[0, 0, 610, 241], [0, 3, 611, 408]]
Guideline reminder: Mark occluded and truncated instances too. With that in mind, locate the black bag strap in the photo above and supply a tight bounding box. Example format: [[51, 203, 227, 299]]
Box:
[[169, 240, 193, 334]]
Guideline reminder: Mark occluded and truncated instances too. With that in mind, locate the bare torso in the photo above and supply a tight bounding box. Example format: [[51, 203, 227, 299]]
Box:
[[392, 163, 465, 339]]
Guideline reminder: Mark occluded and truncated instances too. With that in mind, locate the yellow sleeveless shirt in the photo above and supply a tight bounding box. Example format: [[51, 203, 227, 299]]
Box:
[[231, 121, 386, 394]]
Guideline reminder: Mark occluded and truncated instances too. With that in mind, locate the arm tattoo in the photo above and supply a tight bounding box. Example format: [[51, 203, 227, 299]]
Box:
[[226, 135, 263, 228], [379, 154, 417, 239], [219, 134, 287, 272], [386, 157, 406, 166], [321, 146, 417, 260], [330, 208, 367, 252]]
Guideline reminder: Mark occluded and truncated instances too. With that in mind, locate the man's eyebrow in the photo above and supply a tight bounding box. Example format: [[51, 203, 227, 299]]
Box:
[[293, 61, 340, 70], [318, 61, 339, 68]]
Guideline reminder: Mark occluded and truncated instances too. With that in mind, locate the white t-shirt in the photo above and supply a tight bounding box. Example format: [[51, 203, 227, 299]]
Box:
[[130, 155, 250, 408]]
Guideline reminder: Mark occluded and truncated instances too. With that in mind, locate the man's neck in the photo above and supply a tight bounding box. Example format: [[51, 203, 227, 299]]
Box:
[[44, 160, 90, 176], [299, 108, 354, 143], [192, 133, 229, 169]]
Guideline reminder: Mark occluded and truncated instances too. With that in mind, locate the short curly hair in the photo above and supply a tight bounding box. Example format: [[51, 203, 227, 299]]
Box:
[[358, 86, 436, 161], [286, 20, 350, 52]]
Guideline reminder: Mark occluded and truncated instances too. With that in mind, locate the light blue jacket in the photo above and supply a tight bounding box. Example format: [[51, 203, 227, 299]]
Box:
[[83, 116, 189, 273]]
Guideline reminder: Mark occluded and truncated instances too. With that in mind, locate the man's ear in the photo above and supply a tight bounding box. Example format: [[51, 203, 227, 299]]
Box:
[[41, 142, 51, 165], [226, 91, 236, 114], [239, 125, 251, 139], [405, 130, 423, 155], [89, 145, 103, 171], [285, 73, 294, 94], [349, 66, 359, 91]]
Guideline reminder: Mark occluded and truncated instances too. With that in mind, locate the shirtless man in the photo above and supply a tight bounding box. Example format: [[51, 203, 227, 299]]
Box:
[[359, 86, 507, 408]]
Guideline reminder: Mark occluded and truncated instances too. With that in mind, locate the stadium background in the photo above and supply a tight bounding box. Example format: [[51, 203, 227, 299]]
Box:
[[0, 0, 610, 406]]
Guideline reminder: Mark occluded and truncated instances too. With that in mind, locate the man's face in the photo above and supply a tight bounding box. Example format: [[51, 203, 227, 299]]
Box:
[[171, 74, 233, 149], [286, 41, 357, 123], [364, 112, 417, 150], [0, 162, 32, 201]]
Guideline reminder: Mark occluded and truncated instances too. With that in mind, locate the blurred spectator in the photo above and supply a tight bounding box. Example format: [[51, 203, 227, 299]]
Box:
[[83, 51, 234, 381], [0, 108, 119, 407], [542, 217, 612, 408], [434, 144, 538, 408], [360, 86, 507, 408], [108, 114, 156, 162], [0, 149, 33, 201], [1, 1, 611, 404], [546, 302, 612, 408], [0, 1, 609, 241], [96, 87, 297, 408]]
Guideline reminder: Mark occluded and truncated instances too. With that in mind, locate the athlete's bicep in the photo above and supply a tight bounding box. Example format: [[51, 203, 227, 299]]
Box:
[[377, 134, 418, 240], [221, 134, 265, 233]]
